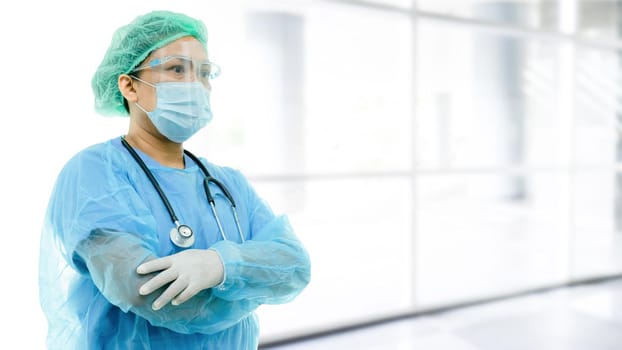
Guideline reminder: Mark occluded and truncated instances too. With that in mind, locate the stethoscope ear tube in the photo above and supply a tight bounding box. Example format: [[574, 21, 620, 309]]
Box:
[[184, 153, 246, 243], [186, 150, 238, 207]]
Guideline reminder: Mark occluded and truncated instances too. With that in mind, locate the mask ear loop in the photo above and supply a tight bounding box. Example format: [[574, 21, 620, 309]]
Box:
[[131, 75, 156, 88], [134, 101, 150, 114], [129, 75, 156, 114]]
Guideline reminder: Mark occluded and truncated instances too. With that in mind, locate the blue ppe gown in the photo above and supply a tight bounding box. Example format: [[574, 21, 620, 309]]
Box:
[[38, 137, 311, 350]]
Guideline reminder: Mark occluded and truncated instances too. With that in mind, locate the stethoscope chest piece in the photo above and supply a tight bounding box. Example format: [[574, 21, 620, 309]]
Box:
[[170, 224, 195, 248]]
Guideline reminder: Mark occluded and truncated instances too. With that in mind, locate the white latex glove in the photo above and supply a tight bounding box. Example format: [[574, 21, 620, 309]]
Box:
[[136, 249, 224, 310]]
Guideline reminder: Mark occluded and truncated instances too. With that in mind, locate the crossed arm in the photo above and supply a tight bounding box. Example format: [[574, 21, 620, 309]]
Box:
[[74, 216, 310, 335]]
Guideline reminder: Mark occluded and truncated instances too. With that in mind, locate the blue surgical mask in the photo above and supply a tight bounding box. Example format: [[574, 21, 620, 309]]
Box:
[[134, 79, 213, 143]]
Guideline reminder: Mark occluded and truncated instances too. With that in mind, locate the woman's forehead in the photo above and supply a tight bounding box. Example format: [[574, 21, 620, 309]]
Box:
[[148, 37, 208, 61]]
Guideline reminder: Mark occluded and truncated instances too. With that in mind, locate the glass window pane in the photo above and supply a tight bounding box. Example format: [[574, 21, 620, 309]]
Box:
[[415, 173, 570, 307], [302, 6, 412, 175], [252, 177, 413, 339], [573, 46, 622, 166], [417, 0, 560, 31], [192, 3, 412, 176], [416, 21, 574, 169], [357, 0, 413, 9], [572, 171, 622, 278], [578, 1, 621, 42]]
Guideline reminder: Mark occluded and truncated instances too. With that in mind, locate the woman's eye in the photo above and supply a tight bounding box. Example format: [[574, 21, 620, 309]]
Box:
[[170, 65, 186, 74]]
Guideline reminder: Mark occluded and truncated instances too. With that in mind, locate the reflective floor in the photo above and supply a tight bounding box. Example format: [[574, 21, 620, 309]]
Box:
[[261, 278, 622, 350]]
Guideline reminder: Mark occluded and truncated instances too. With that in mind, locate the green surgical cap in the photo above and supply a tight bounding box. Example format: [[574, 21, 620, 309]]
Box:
[[92, 10, 208, 117]]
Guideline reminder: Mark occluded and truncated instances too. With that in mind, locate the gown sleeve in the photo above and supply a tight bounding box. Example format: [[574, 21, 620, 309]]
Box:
[[73, 229, 260, 334], [208, 169, 312, 303]]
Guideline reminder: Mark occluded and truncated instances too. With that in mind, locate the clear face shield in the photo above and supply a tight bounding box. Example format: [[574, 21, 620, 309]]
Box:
[[131, 55, 221, 87]]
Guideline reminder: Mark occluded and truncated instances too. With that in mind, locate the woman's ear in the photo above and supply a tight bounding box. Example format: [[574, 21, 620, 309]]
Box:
[[118, 74, 138, 103]]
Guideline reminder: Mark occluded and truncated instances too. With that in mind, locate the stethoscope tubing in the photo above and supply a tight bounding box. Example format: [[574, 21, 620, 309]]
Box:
[[121, 137, 180, 224], [120, 136, 245, 246]]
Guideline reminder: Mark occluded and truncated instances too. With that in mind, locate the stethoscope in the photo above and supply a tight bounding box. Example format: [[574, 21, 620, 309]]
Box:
[[120, 136, 245, 248]]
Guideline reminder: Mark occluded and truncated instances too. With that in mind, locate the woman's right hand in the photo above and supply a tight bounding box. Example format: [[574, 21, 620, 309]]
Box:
[[136, 248, 225, 310]]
